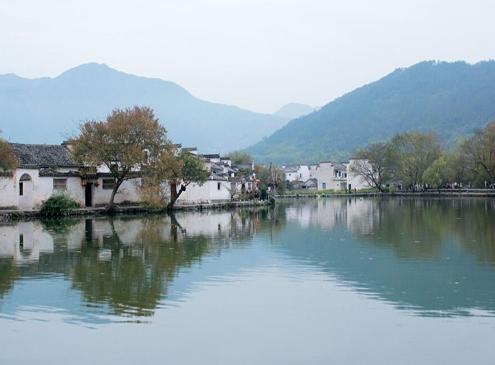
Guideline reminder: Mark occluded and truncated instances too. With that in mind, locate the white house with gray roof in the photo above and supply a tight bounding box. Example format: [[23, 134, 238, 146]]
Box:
[[0, 143, 142, 210]]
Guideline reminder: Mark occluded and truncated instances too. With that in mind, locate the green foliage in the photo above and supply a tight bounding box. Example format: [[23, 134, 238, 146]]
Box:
[[181, 152, 210, 185], [255, 165, 285, 194], [423, 155, 448, 188], [228, 151, 253, 166], [388, 132, 441, 187], [39, 194, 80, 217], [246, 61, 495, 164], [460, 121, 495, 185]]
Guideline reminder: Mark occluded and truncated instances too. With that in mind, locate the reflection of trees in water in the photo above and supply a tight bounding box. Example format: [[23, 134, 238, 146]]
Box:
[[275, 197, 495, 316], [71, 218, 211, 317], [0, 208, 274, 316], [357, 198, 495, 263], [0, 259, 18, 298]]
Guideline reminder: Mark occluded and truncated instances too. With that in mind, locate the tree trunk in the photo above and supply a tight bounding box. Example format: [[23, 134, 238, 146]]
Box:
[[167, 183, 186, 210], [107, 179, 123, 213]]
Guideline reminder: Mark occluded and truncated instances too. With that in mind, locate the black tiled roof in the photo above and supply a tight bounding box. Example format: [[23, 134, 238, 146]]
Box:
[[10, 143, 81, 168]]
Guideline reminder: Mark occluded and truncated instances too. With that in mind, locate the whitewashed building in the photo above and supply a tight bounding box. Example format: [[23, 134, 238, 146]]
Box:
[[314, 161, 347, 191], [0, 143, 142, 210], [346, 159, 373, 191]]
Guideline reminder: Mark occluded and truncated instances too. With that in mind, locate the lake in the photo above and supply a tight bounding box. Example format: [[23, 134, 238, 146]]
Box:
[[1, 197, 495, 364]]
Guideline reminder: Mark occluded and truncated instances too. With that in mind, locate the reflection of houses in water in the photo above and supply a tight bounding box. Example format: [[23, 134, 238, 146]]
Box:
[[345, 198, 378, 235], [0, 221, 54, 263], [285, 199, 347, 229], [0, 209, 267, 318], [0, 209, 263, 266], [285, 198, 377, 233]]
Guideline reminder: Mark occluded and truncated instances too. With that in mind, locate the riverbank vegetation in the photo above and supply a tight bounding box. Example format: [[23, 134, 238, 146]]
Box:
[[353, 122, 495, 191]]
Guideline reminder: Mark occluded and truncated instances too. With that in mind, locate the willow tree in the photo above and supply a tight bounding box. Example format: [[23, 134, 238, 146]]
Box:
[[388, 132, 441, 189], [72, 106, 171, 211]]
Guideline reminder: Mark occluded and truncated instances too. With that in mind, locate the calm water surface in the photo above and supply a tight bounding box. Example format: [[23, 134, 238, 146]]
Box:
[[1, 198, 495, 364]]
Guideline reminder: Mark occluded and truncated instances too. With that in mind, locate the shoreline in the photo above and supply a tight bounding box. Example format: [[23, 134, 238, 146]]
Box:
[[0, 200, 270, 222], [276, 190, 495, 198]]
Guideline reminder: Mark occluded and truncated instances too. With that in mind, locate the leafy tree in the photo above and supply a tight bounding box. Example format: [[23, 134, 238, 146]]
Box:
[[141, 150, 210, 209], [389, 132, 441, 189], [461, 121, 495, 186], [0, 135, 17, 174], [71, 106, 170, 211], [167, 152, 210, 208], [255, 164, 285, 195], [351, 142, 392, 192], [423, 155, 449, 188]]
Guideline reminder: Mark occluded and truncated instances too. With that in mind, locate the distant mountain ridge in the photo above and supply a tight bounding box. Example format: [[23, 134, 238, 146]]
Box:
[[274, 103, 315, 119], [246, 60, 495, 164], [0, 63, 289, 153]]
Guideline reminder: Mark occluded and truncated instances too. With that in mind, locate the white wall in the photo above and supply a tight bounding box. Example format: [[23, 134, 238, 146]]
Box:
[[0, 176, 17, 208], [297, 165, 310, 181], [285, 171, 298, 182], [178, 180, 231, 204], [0, 169, 85, 210], [92, 177, 142, 207], [346, 159, 373, 191], [315, 163, 346, 191]]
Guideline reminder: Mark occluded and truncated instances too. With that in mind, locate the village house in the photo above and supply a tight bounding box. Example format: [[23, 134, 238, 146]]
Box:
[[314, 162, 347, 191], [0, 143, 142, 210]]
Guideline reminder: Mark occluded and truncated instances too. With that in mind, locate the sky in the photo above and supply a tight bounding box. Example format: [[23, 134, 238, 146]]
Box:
[[1, 0, 495, 113]]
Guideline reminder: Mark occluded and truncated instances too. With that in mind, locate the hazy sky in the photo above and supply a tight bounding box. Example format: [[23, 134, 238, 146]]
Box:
[[1, 0, 494, 113]]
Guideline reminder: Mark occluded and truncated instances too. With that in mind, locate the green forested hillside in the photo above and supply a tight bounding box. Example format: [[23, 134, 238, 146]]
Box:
[[246, 61, 495, 164]]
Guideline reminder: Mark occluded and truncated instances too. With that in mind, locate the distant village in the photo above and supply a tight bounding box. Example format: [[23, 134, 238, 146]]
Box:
[[282, 161, 370, 192]]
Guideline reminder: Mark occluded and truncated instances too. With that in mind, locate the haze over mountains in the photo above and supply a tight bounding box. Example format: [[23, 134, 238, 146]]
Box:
[[0, 63, 289, 153], [247, 61, 495, 164]]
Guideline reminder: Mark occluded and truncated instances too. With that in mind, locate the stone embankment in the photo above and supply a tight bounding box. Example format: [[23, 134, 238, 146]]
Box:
[[0, 200, 270, 222]]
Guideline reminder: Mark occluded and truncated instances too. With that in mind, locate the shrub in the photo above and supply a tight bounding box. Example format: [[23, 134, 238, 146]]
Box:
[[39, 194, 80, 217]]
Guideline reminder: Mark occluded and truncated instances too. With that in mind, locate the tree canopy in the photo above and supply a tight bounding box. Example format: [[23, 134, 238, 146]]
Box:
[[71, 106, 172, 210]]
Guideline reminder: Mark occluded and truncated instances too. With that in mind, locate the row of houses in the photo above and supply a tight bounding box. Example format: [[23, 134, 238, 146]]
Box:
[[283, 159, 371, 191], [0, 142, 257, 210]]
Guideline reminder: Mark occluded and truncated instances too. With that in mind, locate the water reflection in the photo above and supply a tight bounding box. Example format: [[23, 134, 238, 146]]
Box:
[[1, 198, 495, 322], [279, 197, 495, 316]]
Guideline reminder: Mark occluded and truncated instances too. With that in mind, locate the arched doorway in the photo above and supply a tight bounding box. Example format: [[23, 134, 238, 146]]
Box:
[[18, 173, 33, 210]]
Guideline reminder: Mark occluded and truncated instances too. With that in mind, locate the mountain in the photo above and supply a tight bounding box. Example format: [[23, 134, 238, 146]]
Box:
[[0, 63, 288, 153], [246, 60, 495, 164], [274, 103, 315, 119]]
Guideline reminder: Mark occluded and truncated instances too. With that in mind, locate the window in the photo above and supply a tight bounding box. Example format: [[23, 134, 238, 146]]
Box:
[[53, 178, 67, 191], [217, 182, 221, 190], [19, 182, 23, 196], [322, 182, 326, 189], [102, 179, 116, 190]]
